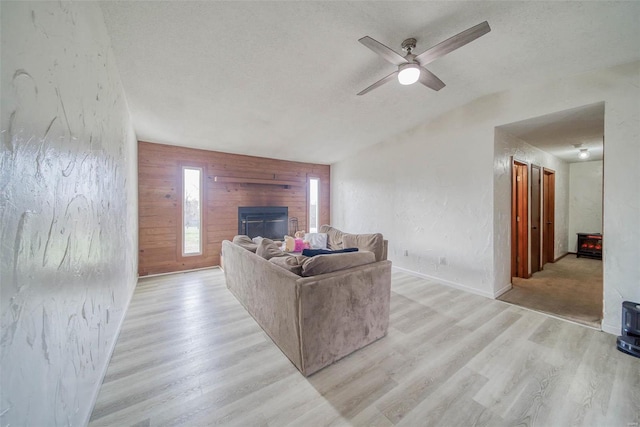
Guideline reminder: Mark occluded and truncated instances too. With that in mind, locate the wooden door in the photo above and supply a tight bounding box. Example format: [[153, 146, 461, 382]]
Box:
[[543, 169, 556, 264], [531, 165, 541, 273], [511, 159, 529, 278]]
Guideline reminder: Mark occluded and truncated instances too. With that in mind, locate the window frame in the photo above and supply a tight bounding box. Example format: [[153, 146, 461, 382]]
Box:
[[307, 176, 320, 233], [177, 163, 206, 259]]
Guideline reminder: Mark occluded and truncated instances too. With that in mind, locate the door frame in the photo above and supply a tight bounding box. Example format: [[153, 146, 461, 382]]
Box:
[[531, 164, 542, 273], [511, 158, 529, 279], [543, 168, 555, 265]]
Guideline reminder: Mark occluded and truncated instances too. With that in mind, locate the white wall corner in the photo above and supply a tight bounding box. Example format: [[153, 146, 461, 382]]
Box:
[[601, 321, 620, 336], [493, 282, 512, 299]]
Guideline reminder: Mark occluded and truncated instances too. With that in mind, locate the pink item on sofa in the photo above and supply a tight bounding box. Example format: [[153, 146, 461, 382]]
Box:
[[294, 238, 305, 252]]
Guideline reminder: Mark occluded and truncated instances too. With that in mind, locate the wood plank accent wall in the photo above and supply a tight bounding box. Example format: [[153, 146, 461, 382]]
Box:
[[138, 141, 330, 276]]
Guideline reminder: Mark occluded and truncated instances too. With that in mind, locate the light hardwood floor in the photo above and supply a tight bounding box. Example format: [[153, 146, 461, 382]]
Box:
[[90, 268, 640, 426]]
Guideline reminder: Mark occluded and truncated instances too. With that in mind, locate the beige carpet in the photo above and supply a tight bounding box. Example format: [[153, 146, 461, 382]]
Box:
[[499, 254, 603, 328]]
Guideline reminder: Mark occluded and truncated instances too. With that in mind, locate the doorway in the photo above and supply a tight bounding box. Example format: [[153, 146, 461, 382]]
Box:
[[531, 164, 542, 273], [509, 164, 557, 277], [511, 159, 528, 279], [543, 169, 555, 266], [496, 102, 604, 329]]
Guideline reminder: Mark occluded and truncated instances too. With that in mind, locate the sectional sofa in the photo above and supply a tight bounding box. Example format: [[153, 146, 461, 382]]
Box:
[[221, 226, 391, 376]]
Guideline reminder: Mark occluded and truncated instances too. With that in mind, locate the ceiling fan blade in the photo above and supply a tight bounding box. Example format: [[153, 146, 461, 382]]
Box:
[[414, 21, 491, 66], [418, 66, 445, 91], [358, 36, 407, 66], [357, 71, 398, 96]]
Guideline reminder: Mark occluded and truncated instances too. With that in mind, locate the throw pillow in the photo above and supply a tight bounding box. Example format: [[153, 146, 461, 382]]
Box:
[[269, 255, 305, 275], [301, 251, 376, 277], [301, 248, 358, 257], [232, 235, 258, 253], [342, 233, 384, 262], [304, 232, 328, 250], [256, 238, 286, 260], [319, 225, 344, 250]]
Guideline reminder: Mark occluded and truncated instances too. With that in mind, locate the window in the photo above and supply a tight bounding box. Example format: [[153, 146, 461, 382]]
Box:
[[182, 166, 202, 256], [309, 177, 319, 233]]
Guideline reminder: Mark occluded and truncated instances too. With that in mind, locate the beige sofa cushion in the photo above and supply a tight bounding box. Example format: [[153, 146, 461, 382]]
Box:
[[342, 233, 385, 262], [301, 251, 375, 277], [269, 255, 305, 275], [232, 235, 258, 252], [256, 238, 286, 260], [319, 224, 344, 251]]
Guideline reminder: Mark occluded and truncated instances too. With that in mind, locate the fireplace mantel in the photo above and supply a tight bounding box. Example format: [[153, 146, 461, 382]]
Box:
[[214, 176, 302, 187]]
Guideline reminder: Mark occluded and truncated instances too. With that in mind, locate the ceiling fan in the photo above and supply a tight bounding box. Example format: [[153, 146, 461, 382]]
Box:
[[357, 21, 491, 95]]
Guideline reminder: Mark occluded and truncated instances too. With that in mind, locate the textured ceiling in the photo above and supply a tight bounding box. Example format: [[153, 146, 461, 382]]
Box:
[[498, 102, 605, 163], [100, 1, 640, 164]]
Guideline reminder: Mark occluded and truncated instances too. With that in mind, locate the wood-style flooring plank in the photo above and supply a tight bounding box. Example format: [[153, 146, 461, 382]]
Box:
[[89, 268, 640, 427]]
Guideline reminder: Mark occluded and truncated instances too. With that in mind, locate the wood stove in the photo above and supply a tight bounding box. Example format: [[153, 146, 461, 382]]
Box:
[[576, 233, 602, 259], [238, 206, 288, 240]]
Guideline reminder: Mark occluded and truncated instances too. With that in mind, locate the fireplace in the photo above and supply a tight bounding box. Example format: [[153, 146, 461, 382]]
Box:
[[576, 233, 602, 260], [238, 206, 288, 240]]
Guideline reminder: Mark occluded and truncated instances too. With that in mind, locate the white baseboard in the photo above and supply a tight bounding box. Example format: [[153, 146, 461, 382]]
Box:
[[601, 321, 619, 336], [140, 265, 220, 278], [83, 275, 138, 427], [392, 267, 615, 334], [392, 266, 494, 299], [493, 283, 512, 298]]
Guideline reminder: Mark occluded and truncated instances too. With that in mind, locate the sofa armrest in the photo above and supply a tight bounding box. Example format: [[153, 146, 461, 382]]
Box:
[[221, 241, 303, 370], [295, 260, 392, 376]]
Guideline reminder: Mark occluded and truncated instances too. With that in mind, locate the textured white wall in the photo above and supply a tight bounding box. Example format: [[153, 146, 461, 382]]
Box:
[[0, 2, 137, 426], [332, 101, 498, 298], [494, 129, 569, 275], [332, 61, 639, 334], [568, 161, 603, 252]]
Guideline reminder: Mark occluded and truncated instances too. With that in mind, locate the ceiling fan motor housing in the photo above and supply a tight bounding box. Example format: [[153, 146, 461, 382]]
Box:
[[401, 38, 417, 54]]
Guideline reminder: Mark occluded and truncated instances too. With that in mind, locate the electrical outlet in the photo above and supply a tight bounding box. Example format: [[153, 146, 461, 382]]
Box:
[[404, 249, 409, 257], [439, 256, 447, 265]]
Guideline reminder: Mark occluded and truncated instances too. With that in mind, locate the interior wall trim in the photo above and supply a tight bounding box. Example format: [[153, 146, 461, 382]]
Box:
[[392, 266, 494, 299], [601, 321, 619, 336], [83, 278, 138, 427], [553, 252, 570, 263], [139, 266, 221, 279], [493, 283, 513, 299]]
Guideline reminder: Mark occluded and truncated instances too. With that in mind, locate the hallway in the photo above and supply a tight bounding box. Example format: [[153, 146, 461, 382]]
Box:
[[499, 254, 603, 328]]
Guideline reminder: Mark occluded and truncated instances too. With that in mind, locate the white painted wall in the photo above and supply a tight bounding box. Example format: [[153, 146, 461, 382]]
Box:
[[0, 2, 137, 426], [568, 161, 603, 252], [332, 61, 640, 335], [494, 128, 569, 274]]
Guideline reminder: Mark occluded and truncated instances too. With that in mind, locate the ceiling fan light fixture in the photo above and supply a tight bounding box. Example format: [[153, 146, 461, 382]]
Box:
[[397, 63, 420, 85], [578, 148, 591, 159]]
